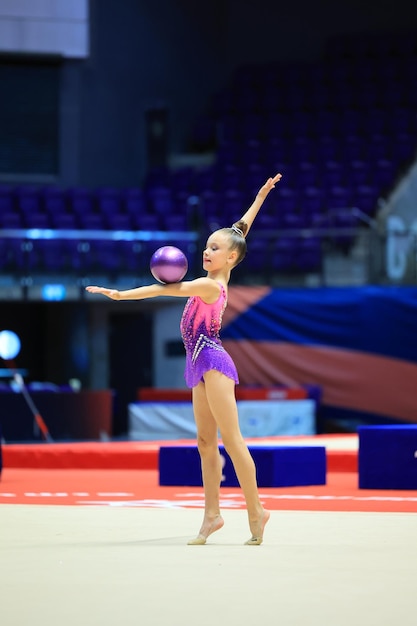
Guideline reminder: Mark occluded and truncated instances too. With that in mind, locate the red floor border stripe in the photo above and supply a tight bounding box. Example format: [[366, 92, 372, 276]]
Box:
[[2, 439, 357, 472], [1, 469, 416, 513]]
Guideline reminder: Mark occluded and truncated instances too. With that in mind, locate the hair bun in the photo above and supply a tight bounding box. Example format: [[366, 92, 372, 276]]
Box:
[[231, 224, 244, 237]]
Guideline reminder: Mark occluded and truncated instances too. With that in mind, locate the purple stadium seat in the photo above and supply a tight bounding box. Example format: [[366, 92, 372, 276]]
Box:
[[316, 136, 339, 161], [297, 161, 317, 187], [68, 187, 95, 216], [349, 160, 369, 186], [273, 189, 298, 216], [243, 163, 266, 195], [147, 187, 174, 214], [200, 190, 220, 220], [20, 240, 41, 271], [327, 186, 353, 209], [50, 213, 79, 229], [331, 208, 356, 230], [42, 187, 68, 214], [271, 237, 297, 272], [256, 213, 280, 231], [247, 238, 270, 272], [344, 135, 364, 160], [223, 189, 245, 221], [296, 238, 322, 272], [323, 161, 345, 188], [173, 190, 194, 213], [217, 164, 241, 190], [41, 240, 69, 271], [264, 138, 287, 164], [67, 240, 93, 272], [355, 185, 379, 215], [23, 212, 51, 229], [0, 212, 22, 228], [96, 191, 122, 217], [281, 212, 308, 230], [0, 186, 14, 213], [373, 158, 397, 191], [123, 190, 148, 224], [161, 214, 188, 232], [366, 134, 391, 161], [92, 240, 123, 273], [300, 186, 324, 214], [43, 195, 68, 217], [134, 213, 160, 231], [79, 214, 106, 230], [291, 136, 314, 161], [117, 240, 152, 273], [391, 133, 416, 163], [330, 209, 356, 251], [106, 213, 133, 231], [389, 107, 417, 134], [310, 211, 331, 231], [15, 188, 41, 214], [2, 239, 25, 270]]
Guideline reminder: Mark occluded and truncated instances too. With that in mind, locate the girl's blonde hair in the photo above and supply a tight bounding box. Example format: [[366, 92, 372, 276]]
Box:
[[217, 220, 248, 267]]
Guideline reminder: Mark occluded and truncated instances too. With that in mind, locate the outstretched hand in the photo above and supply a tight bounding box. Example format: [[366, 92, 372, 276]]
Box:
[[258, 173, 282, 198], [85, 285, 120, 300]]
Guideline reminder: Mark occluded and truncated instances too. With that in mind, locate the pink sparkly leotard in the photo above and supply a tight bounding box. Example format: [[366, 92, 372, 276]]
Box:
[[180, 283, 239, 388]]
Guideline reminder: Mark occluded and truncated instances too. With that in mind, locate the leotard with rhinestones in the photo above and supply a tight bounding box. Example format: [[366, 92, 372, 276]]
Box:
[[180, 283, 239, 388]]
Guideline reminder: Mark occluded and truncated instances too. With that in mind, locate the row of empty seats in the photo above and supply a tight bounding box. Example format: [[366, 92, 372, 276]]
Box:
[[0, 238, 199, 275], [0, 177, 379, 232], [2, 30, 417, 278], [0, 185, 195, 231], [189, 31, 417, 228], [0, 236, 327, 276]]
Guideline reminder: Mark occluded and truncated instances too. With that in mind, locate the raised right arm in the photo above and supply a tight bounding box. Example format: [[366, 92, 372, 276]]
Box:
[[239, 173, 282, 237]]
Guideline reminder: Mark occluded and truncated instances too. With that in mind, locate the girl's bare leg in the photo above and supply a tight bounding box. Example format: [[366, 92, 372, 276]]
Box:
[[187, 381, 224, 545], [203, 370, 270, 544]]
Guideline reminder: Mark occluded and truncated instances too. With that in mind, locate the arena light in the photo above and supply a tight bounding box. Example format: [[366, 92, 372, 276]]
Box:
[[0, 330, 21, 360], [41, 284, 66, 301]]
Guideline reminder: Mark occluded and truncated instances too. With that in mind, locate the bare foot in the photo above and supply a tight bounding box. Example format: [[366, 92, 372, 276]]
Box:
[[245, 510, 270, 546], [187, 514, 224, 545]]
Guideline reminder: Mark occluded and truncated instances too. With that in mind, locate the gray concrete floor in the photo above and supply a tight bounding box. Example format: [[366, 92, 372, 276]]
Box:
[[1, 505, 416, 626]]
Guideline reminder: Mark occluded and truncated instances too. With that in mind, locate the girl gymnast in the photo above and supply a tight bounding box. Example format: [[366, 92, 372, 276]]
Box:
[[86, 172, 282, 545]]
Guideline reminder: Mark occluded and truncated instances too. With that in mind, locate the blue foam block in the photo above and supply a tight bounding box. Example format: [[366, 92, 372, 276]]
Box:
[[358, 425, 417, 490], [159, 445, 326, 487]]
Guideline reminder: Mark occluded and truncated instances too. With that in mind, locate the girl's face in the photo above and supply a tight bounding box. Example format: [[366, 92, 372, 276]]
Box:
[[203, 231, 236, 271]]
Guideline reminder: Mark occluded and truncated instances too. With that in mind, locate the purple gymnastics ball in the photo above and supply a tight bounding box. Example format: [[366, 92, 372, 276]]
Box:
[[150, 246, 188, 284]]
